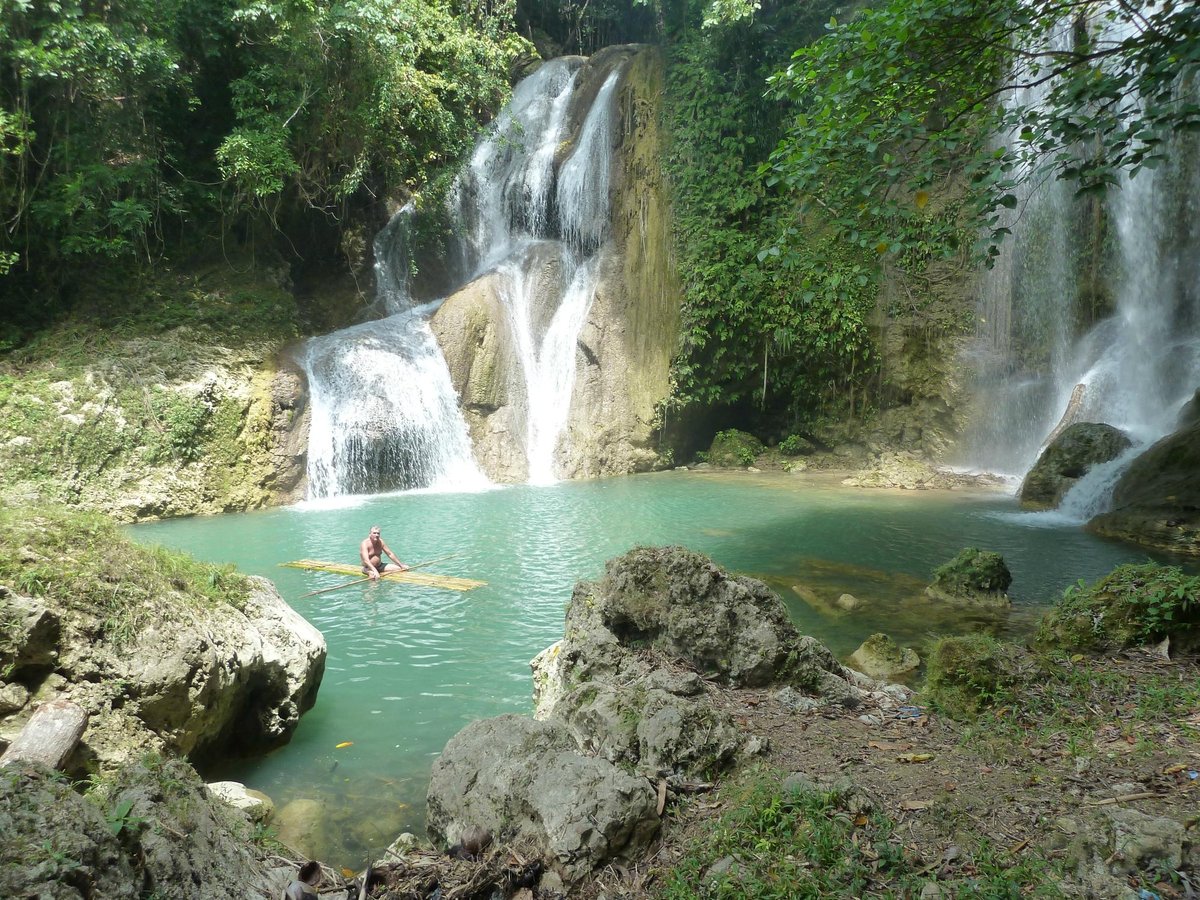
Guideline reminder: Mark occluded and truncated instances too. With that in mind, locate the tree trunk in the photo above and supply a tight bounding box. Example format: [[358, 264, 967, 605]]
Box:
[[0, 699, 88, 771]]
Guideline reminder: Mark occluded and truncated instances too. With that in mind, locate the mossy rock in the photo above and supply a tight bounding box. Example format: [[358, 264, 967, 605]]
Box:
[[704, 429, 764, 468], [925, 548, 1012, 606], [1086, 418, 1200, 556], [1019, 423, 1132, 510], [847, 633, 918, 679], [922, 633, 1032, 720], [1034, 563, 1200, 654]]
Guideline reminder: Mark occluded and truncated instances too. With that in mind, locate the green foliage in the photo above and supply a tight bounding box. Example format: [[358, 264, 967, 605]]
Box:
[[929, 548, 1013, 597], [922, 633, 1030, 720], [1035, 563, 1200, 652], [219, 0, 529, 214], [659, 769, 904, 898], [764, 0, 1200, 263], [657, 765, 1064, 897], [663, 2, 879, 424], [704, 428, 763, 466], [0, 503, 251, 644], [777, 433, 814, 456]]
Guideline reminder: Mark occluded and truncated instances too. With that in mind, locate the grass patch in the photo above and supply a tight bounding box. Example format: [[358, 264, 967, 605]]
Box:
[[656, 765, 1065, 898], [0, 504, 251, 646]]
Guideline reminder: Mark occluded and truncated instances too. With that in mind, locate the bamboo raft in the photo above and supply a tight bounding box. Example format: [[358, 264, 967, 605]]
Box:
[[282, 560, 486, 592]]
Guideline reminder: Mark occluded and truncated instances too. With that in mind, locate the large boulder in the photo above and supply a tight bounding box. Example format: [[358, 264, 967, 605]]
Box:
[[426, 715, 659, 882], [1, 758, 283, 900], [533, 546, 880, 777], [0, 576, 326, 770], [847, 633, 919, 679], [1019, 423, 1132, 509], [1086, 417, 1200, 556]]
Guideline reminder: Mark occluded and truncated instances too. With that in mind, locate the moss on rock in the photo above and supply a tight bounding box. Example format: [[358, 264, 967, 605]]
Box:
[[922, 633, 1031, 720], [1034, 563, 1200, 654], [703, 429, 764, 468], [926, 548, 1012, 606]]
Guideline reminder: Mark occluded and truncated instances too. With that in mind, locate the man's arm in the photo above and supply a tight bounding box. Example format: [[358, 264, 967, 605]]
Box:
[[380, 540, 408, 570]]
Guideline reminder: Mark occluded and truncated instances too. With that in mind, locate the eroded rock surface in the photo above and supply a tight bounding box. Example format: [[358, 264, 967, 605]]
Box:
[[429, 547, 893, 883], [0, 577, 325, 770]]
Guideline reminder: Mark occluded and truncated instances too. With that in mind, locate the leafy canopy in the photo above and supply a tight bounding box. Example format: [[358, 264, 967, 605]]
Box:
[[764, 0, 1200, 262]]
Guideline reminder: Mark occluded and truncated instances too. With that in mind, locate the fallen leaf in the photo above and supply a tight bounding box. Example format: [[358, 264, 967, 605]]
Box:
[[896, 753, 934, 763], [915, 190, 930, 209], [899, 799, 933, 810], [335, 741, 354, 749], [341, 867, 356, 878], [1163, 763, 1189, 775], [943, 782, 958, 792]]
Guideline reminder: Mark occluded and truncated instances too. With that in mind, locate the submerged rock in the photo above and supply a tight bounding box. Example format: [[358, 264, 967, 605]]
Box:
[[848, 633, 919, 678], [1086, 416, 1200, 556], [1019, 423, 1131, 510], [925, 548, 1012, 607]]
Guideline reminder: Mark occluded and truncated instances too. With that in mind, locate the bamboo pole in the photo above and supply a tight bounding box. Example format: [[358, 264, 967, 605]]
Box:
[[297, 552, 463, 599]]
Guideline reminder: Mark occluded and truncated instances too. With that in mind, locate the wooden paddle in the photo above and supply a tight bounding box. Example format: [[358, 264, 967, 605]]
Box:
[[297, 552, 463, 599]]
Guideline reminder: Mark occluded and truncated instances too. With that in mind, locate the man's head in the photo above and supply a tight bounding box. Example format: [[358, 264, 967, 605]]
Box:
[[369, 525, 381, 539]]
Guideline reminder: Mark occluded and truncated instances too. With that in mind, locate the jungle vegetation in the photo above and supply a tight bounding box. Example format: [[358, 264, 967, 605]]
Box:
[[2, 0, 1196, 432]]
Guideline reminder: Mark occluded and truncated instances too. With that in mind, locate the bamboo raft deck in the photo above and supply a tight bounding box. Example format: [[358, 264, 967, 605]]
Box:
[[282, 560, 486, 591]]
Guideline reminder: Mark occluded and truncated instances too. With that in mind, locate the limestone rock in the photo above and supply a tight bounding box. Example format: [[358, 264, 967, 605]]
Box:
[[0, 576, 325, 773], [560, 545, 840, 689], [207, 781, 274, 822], [0, 762, 140, 899], [1086, 417, 1200, 556], [1019, 423, 1132, 510], [848, 634, 919, 678], [0, 592, 61, 676], [925, 548, 1012, 607], [426, 714, 659, 881], [2, 758, 276, 900]]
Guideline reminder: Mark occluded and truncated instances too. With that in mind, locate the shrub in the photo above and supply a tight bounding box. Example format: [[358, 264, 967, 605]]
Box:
[[1035, 563, 1200, 653]]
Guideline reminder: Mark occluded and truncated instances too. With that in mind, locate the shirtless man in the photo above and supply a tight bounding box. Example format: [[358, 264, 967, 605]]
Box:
[[360, 525, 409, 580]]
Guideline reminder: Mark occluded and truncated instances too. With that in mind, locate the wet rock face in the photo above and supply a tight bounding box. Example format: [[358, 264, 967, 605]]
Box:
[[1019, 422, 1132, 510], [1086, 417, 1200, 556]]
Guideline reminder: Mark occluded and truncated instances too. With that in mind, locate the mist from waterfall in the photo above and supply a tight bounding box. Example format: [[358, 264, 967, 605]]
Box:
[[301, 58, 623, 497], [961, 7, 1200, 517]]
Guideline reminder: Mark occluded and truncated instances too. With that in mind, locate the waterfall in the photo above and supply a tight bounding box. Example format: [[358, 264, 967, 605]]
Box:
[[303, 206, 488, 499], [301, 58, 623, 497], [961, 7, 1200, 510]]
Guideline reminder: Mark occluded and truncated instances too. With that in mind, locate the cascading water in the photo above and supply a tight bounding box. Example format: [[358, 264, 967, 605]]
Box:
[[304, 208, 488, 498], [962, 7, 1200, 517], [302, 58, 624, 496], [447, 61, 621, 483]]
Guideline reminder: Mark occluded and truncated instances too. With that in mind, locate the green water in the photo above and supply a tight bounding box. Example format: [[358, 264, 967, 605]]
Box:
[[130, 470, 1164, 863]]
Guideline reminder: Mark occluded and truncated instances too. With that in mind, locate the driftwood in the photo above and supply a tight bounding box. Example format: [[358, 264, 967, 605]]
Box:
[[1042, 383, 1087, 448], [0, 699, 88, 770], [283, 559, 485, 593]]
